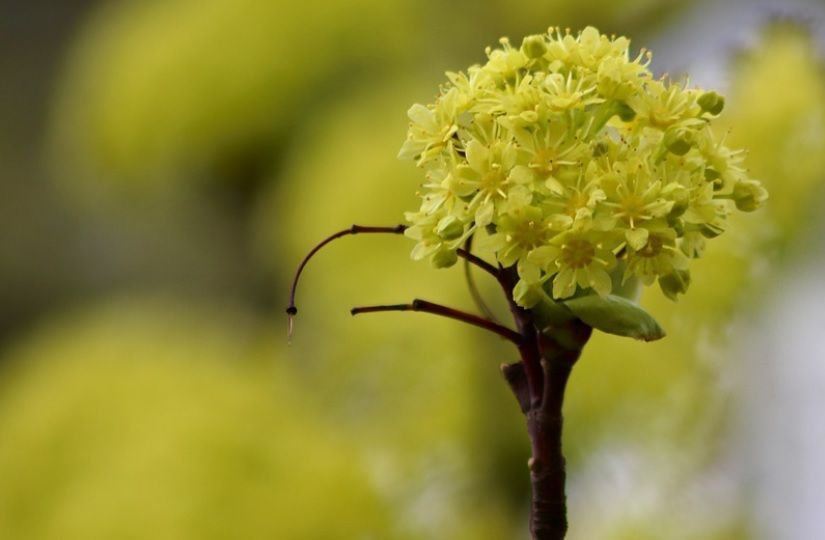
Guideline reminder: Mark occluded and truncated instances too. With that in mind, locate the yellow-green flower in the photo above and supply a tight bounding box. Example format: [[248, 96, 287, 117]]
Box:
[[541, 161, 608, 230], [543, 72, 603, 111], [404, 210, 468, 268], [400, 26, 767, 306], [485, 205, 552, 267], [527, 229, 619, 299], [453, 140, 523, 226], [510, 120, 591, 195], [624, 228, 689, 286]]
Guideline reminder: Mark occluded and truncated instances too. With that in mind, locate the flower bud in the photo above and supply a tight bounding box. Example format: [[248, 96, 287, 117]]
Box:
[[664, 127, 694, 156], [732, 180, 768, 212], [699, 222, 724, 238], [705, 167, 724, 190], [592, 101, 636, 133], [431, 248, 458, 269], [436, 215, 465, 240], [668, 217, 685, 236], [521, 35, 548, 59], [658, 269, 691, 300], [680, 231, 706, 258], [615, 101, 636, 122], [663, 184, 689, 217], [697, 91, 725, 116]]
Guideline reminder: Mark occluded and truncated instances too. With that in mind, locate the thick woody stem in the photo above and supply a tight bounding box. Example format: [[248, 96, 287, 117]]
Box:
[[501, 362, 530, 413], [499, 267, 544, 407], [497, 267, 592, 539], [526, 323, 590, 540], [526, 397, 568, 538]]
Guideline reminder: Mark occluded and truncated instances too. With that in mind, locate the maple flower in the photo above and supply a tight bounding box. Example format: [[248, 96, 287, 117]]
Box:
[[399, 26, 767, 306]]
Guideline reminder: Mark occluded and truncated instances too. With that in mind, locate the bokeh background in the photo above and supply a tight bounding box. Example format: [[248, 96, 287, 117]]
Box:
[[2, 0, 825, 538]]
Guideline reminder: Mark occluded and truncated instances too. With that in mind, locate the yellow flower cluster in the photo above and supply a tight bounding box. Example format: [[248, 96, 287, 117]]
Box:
[[400, 27, 767, 306]]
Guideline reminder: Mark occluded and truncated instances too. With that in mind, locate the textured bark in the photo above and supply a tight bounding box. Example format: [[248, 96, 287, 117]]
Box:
[[526, 351, 575, 539], [527, 406, 567, 539], [499, 285, 591, 540]]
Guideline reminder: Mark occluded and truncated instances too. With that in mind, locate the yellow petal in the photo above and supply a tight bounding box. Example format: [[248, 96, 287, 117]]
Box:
[[626, 228, 649, 251]]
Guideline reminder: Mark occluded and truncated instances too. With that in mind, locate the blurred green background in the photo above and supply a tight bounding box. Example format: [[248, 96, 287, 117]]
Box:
[[2, 0, 825, 538]]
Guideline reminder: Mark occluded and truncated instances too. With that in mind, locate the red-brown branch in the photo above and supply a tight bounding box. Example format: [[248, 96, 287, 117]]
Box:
[[287, 224, 407, 319], [456, 247, 501, 282], [350, 299, 523, 346], [495, 267, 592, 539], [286, 224, 510, 339]]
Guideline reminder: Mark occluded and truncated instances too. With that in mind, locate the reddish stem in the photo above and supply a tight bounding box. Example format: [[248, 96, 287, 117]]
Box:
[[351, 299, 523, 346], [525, 323, 591, 539], [286, 224, 508, 339], [287, 224, 406, 319], [497, 267, 592, 539]]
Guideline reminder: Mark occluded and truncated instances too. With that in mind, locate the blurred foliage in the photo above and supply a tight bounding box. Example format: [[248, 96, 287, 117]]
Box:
[[479, 0, 682, 35], [51, 0, 415, 194], [725, 23, 825, 241], [50, 0, 686, 201], [0, 297, 516, 539], [0, 298, 397, 539], [0, 0, 823, 537]]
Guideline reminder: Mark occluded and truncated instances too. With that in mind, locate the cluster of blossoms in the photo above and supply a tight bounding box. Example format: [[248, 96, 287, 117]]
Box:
[[400, 27, 767, 307]]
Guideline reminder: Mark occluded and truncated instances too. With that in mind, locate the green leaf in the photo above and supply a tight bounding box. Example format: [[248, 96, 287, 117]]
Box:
[[562, 294, 666, 341], [531, 297, 576, 330]]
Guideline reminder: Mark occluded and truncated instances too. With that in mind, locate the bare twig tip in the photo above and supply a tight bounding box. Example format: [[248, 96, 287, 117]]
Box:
[[287, 314, 295, 344], [286, 224, 408, 342]]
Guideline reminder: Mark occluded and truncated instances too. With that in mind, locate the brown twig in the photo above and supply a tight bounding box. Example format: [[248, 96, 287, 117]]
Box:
[[286, 224, 510, 340], [351, 299, 523, 346], [456, 247, 501, 282], [524, 322, 591, 539], [287, 224, 406, 320]]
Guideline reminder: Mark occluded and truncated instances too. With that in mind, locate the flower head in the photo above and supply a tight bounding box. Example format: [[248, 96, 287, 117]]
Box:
[[400, 26, 766, 306]]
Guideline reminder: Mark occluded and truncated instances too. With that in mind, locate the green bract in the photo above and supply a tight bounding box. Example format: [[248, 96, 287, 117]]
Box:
[[400, 27, 767, 307]]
